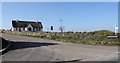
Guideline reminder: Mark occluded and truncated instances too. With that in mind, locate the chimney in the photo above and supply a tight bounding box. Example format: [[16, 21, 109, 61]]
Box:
[[16, 19, 19, 22]]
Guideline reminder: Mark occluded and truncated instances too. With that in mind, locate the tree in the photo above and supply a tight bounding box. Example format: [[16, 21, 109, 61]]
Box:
[[50, 26, 53, 31]]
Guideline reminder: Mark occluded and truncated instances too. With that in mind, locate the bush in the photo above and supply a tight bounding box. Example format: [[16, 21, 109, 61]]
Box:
[[2, 30, 119, 46], [40, 35, 46, 38]]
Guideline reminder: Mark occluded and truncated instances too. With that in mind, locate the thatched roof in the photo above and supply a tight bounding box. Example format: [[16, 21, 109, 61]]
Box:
[[12, 20, 43, 28]]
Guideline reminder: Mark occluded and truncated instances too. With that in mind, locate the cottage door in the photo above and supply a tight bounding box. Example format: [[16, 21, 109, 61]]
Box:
[[28, 28, 31, 31]]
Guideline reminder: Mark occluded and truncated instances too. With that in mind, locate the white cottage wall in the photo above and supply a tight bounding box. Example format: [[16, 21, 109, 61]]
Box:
[[20, 28, 23, 31]]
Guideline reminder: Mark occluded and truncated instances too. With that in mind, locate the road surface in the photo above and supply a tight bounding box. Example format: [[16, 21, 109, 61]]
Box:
[[1, 33, 119, 61]]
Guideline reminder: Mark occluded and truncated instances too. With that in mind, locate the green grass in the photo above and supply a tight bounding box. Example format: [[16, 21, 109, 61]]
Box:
[[1, 30, 120, 46]]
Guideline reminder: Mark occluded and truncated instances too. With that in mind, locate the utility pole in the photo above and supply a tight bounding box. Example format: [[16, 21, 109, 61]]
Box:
[[60, 20, 63, 33], [59, 19, 65, 36]]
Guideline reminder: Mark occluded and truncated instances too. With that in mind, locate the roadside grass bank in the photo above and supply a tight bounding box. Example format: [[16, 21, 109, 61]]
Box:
[[0, 30, 120, 46]]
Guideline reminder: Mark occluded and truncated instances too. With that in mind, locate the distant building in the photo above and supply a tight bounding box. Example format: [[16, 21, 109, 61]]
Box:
[[12, 19, 43, 32]]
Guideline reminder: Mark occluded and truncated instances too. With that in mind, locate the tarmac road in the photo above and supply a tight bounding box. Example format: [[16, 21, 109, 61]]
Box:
[[1, 33, 119, 61]]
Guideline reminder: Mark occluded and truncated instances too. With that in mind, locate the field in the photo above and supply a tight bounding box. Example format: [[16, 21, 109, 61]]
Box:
[[0, 30, 120, 46]]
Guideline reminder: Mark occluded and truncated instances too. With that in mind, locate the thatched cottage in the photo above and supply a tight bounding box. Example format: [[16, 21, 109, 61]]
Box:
[[12, 19, 43, 32]]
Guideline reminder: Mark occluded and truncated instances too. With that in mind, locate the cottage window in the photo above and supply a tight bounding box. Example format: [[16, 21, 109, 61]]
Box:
[[34, 28, 36, 31], [39, 28, 41, 31], [19, 28, 21, 31], [38, 28, 39, 31], [36, 28, 38, 31], [23, 28, 25, 31], [16, 28, 18, 30]]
